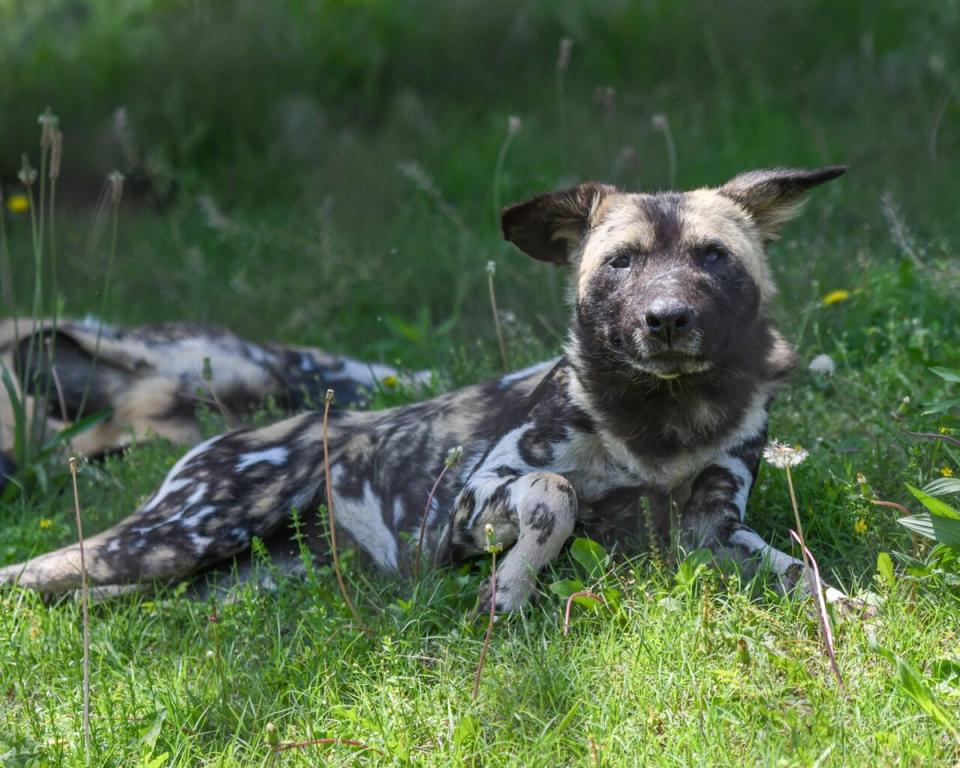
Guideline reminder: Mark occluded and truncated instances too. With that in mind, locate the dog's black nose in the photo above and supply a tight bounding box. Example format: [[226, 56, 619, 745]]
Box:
[[645, 302, 695, 344]]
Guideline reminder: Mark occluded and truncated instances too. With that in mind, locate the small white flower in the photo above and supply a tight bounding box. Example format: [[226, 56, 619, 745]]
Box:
[[808, 354, 835, 377], [444, 445, 463, 469], [763, 440, 809, 469], [485, 260, 497, 276], [507, 115, 523, 136]]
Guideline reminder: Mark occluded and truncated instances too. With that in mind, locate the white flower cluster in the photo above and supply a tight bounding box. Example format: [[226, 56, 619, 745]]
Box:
[[763, 440, 809, 469], [808, 354, 836, 377]]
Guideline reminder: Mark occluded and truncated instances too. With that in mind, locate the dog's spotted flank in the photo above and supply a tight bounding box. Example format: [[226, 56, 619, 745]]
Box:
[[1, 167, 851, 611]]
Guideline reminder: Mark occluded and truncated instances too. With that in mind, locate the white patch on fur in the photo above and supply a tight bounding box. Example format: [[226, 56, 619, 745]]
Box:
[[329, 473, 399, 570], [243, 343, 267, 363], [143, 436, 221, 513], [716, 456, 754, 520], [499, 359, 558, 387], [236, 446, 289, 472], [185, 483, 207, 507], [190, 534, 214, 553], [184, 505, 217, 529]]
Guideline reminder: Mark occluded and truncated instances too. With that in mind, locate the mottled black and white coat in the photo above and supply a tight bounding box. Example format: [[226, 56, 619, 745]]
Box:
[[1, 167, 850, 610]]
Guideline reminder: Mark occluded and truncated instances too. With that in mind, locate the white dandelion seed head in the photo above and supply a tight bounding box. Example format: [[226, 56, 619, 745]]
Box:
[[763, 440, 809, 469], [808, 354, 835, 377], [507, 115, 523, 136]]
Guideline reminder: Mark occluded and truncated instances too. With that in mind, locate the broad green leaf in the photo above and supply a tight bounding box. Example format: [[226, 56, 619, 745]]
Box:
[[930, 366, 960, 384], [571, 593, 604, 611], [453, 715, 478, 749], [931, 658, 960, 685], [602, 587, 623, 608], [897, 513, 960, 550], [923, 477, 960, 497], [548, 703, 580, 741], [906, 483, 960, 520], [673, 549, 713, 591], [569, 537, 609, 579], [141, 753, 170, 768], [548, 578, 586, 598], [876, 552, 895, 589]]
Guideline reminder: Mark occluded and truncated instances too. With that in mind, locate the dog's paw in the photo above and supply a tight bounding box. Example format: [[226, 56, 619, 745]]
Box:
[[474, 578, 526, 615]]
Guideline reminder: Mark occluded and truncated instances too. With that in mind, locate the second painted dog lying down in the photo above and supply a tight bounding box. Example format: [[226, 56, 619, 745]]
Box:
[[1, 167, 852, 611], [0, 318, 427, 492]]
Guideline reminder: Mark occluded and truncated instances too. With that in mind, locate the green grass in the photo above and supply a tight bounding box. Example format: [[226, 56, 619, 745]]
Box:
[[2, 1, 960, 764]]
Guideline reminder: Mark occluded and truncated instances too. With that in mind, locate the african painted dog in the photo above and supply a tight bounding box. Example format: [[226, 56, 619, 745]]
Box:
[[1, 166, 849, 610]]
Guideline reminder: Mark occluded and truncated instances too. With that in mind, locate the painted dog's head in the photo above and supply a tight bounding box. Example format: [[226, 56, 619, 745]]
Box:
[[501, 167, 845, 383]]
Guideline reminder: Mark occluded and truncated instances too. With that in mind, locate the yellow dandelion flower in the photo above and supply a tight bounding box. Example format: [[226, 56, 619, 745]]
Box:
[[6, 194, 30, 214], [940, 426, 950, 434], [39, 518, 53, 529], [941, 466, 955, 478], [853, 518, 868, 535], [822, 289, 850, 306], [382, 375, 398, 389]]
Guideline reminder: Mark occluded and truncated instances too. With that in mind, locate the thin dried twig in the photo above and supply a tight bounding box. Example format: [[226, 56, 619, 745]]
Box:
[[789, 530, 844, 689], [322, 389, 372, 636], [68, 457, 91, 766], [562, 590, 604, 637], [870, 498, 918, 557], [901, 429, 960, 450], [868, 498, 912, 517], [413, 446, 462, 582], [413, 468, 450, 583]]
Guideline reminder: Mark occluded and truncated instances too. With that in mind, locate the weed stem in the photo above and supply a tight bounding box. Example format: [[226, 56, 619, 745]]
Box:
[[68, 457, 91, 766]]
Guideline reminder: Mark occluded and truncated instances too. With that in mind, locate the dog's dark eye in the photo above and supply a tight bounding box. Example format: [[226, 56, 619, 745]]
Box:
[[701, 245, 728, 267], [609, 252, 632, 269]]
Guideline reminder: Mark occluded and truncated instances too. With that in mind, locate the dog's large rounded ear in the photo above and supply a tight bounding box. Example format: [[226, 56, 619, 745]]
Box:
[[501, 182, 615, 265], [719, 166, 846, 240]]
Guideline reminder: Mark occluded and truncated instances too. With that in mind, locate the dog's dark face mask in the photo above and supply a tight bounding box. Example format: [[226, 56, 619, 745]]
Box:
[[501, 167, 846, 382]]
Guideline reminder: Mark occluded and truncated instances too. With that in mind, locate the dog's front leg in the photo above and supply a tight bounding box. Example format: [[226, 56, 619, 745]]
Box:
[[680, 454, 847, 604], [452, 471, 578, 612]]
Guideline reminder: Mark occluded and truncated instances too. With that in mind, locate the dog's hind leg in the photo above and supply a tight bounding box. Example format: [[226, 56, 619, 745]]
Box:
[[450, 471, 578, 612], [0, 412, 326, 594]]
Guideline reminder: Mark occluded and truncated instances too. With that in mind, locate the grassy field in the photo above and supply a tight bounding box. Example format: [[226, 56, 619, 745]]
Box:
[[2, 1, 960, 765]]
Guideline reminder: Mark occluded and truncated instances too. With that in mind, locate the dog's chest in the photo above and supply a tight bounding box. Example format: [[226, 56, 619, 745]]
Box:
[[551, 427, 716, 502]]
